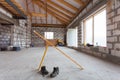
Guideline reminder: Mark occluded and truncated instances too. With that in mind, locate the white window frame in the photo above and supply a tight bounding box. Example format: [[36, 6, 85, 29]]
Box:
[[44, 32, 54, 39], [82, 6, 106, 47]]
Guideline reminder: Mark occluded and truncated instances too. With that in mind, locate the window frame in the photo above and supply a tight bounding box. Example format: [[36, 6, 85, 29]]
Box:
[[44, 32, 54, 39], [82, 6, 106, 47]]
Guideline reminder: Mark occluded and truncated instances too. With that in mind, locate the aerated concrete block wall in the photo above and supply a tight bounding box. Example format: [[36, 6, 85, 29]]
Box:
[[32, 27, 66, 47], [26, 18, 32, 48], [11, 18, 31, 48], [78, 24, 82, 47], [107, 0, 120, 57], [0, 24, 11, 48], [0, 18, 31, 49], [11, 20, 27, 48], [67, 0, 120, 64]]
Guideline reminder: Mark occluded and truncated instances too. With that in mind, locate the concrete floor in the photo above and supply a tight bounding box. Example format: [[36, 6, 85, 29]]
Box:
[[0, 47, 120, 80]]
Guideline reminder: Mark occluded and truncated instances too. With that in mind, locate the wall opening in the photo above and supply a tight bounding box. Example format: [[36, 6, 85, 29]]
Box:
[[44, 32, 54, 39], [67, 27, 78, 47], [82, 7, 106, 47]]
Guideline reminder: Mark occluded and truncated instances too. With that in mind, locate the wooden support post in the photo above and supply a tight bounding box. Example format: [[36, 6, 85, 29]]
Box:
[[92, 16, 94, 45], [33, 30, 83, 70], [83, 20, 86, 46]]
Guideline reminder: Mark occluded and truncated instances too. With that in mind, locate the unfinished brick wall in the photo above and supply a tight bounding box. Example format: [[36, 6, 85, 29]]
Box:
[[11, 19, 31, 48], [32, 27, 66, 47], [107, 0, 120, 57], [11, 20, 27, 48], [78, 24, 82, 46], [67, 0, 120, 64], [26, 18, 32, 48], [0, 24, 11, 48], [79, 0, 120, 58]]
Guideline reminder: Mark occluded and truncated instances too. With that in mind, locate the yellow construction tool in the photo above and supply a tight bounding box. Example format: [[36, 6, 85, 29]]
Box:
[[38, 45, 48, 71], [33, 30, 84, 71]]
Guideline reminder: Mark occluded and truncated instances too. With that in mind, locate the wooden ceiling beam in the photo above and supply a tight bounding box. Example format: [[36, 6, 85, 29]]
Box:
[[47, 5, 71, 20], [57, 0, 78, 12], [47, 0, 75, 17], [44, 9, 69, 24], [25, 0, 32, 21], [54, 14, 69, 24], [32, 23, 66, 28], [32, 0, 69, 24], [11, 0, 28, 15], [9, 0, 27, 18], [74, 0, 85, 6], [46, 9, 69, 24], [0, 3, 15, 15], [30, 12, 46, 17], [33, 0, 69, 24], [39, 1, 71, 20], [68, 0, 91, 26], [0, 0, 19, 15]]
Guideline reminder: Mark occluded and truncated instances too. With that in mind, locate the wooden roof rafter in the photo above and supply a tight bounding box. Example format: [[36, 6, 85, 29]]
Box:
[[0, 0, 19, 16], [25, 0, 32, 20], [0, 0, 27, 19], [32, 0, 69, 25], [32, 23, 66, 28], [0, 3, 14, 15], [43, 8, 69, 24], [57, 0, 78, 12], [0, 0, 91, 27], [32, 1, 37, 23], [45, 8, 69, 24], [40, 0, 71, 20], [38, 6, 43, 24], [10, 0, 27, 16], [69, 0, 91, 26], [47, 0, 75, 17], [47, 5, 71, 20], [74, 0, 85, 6], [54, 14, 69, 24]]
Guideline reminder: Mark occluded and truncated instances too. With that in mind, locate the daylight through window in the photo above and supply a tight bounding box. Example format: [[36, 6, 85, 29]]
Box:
[[44, 32, 54, 39], [82, 8, 106, 47]]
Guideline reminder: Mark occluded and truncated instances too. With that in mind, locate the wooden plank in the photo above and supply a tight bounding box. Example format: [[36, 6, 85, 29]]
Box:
[[30, 12, 46, 17], [57, 0, 78, 11], [39, 0, 71, 20], [32, 23, 66, 28], [47, 0, 75, 17], [68, 0, 91, 27], [10, 0, 27, 16], [0, 1, 19, 15], [0, 3, 14, 15], [32, 0, 69, 24], [47, 4, 71, 20], [74, 0, 85, 6]]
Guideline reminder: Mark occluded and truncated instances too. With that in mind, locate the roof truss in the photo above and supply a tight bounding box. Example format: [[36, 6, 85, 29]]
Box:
[[0, 0, 91, 27], [57, 0, 78, 11], [32, 0, 69, 24]]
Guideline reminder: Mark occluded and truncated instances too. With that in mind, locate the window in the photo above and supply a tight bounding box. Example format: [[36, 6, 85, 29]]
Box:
[[44, 32, 54, 39], [85, 17, 93, 45], [82, 7, 106, 47], [94, 9, 106, 47]]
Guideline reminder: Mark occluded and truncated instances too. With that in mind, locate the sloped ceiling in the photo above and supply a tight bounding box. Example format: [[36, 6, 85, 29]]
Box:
[[0, 0, 91, 27]]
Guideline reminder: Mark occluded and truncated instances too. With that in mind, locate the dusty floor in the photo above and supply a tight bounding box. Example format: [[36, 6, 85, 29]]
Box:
[[0, 47, 120, 80]]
